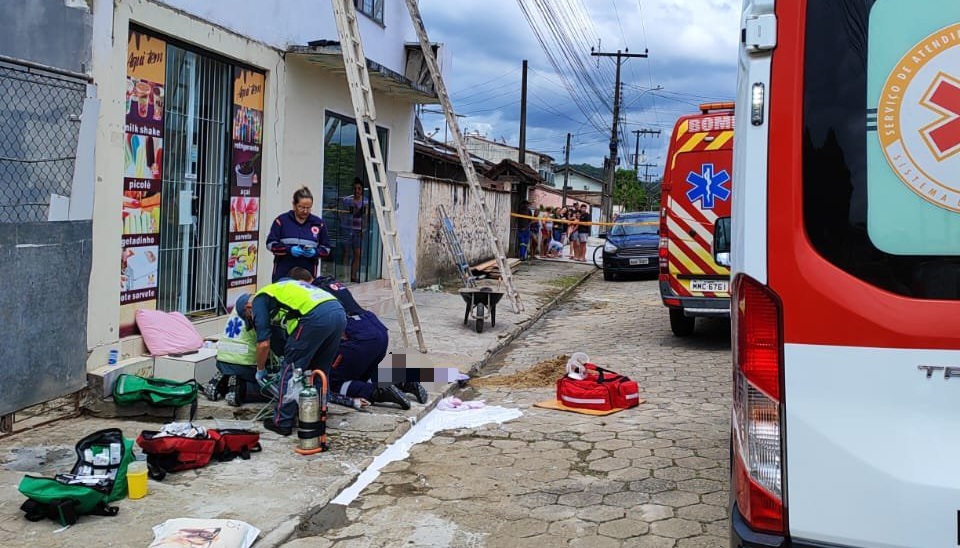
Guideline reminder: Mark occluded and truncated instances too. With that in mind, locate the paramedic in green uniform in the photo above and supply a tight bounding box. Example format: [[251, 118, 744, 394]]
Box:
[[203, 294, 282, 406]]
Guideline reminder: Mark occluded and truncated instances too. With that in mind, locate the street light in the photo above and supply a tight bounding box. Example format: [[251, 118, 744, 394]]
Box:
[[624, 85, 664, 109]]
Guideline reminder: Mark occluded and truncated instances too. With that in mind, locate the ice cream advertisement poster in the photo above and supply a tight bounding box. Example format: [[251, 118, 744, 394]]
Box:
[[227, 66, 266, 293], [121, 29, 166, 336], [227, 241, 259, 285]]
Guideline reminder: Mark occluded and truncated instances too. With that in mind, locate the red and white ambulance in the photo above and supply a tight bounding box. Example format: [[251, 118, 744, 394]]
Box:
[[658, 102, 735, 336], [731, 1, 960, 547]]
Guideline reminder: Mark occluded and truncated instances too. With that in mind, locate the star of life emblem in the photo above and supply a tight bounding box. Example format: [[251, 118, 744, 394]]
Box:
[[685, 164, 731, 210]]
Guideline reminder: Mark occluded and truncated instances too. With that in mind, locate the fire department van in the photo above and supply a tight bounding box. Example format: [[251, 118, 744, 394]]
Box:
[[658, 102, 735, 336], [731, 1, 960, 547]]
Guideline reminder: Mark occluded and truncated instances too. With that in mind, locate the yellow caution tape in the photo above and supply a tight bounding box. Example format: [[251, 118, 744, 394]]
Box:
[[510, 212, 658, 227]]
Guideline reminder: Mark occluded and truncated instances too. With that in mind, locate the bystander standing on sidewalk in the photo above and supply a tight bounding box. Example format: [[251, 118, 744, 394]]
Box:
[[551, 207, 564, 246], [515, 200, 534, 260], [575, 203, 591, 262], [566, 204, 580, 258]]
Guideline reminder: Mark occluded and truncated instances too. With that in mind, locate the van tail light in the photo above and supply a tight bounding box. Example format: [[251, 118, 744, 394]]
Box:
[[731, 274, 784, 535], [658, 208, 668, 274]]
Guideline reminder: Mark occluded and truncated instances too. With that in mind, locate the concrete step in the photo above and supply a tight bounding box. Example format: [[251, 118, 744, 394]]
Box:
[[86, 355, 154, 398], [153, 347, 218, 384]]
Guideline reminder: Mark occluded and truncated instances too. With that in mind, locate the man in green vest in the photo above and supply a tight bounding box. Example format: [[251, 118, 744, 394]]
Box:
[[203, 294, 281, 406], [240, 279, 347, 436]]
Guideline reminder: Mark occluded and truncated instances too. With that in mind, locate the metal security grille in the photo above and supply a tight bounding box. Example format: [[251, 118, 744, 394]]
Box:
[[158, 46, 231, 318], [0, 59, 86, 223]]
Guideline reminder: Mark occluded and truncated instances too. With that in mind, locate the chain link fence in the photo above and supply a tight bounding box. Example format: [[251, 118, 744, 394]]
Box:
[[0, 59, 87, 223]]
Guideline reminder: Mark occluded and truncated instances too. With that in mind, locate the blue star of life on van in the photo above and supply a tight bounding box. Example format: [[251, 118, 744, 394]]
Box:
[[686, 164, 731, 209], [225, 316, 243, 338]]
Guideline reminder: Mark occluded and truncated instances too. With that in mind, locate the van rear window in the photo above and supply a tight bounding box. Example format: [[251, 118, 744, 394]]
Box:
[[803, 0, 960, 299]]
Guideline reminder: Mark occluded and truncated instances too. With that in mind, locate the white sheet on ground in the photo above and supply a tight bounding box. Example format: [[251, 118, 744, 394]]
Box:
[[331, 405, 522, 506]]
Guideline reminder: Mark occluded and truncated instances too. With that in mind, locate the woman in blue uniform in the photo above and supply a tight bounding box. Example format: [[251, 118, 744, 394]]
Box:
[[266, 186, 331, 281]]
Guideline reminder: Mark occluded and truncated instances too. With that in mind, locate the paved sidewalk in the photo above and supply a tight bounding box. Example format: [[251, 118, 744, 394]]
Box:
[[0, 259, 593, 548]]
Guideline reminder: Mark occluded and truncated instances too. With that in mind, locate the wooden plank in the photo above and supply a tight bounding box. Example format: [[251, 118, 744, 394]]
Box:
[[471, 259, 498, 272]]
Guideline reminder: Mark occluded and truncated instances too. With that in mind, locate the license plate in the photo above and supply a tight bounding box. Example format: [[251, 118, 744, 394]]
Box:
[[690, 280, 729, 292], [629, 258, 650, 265]]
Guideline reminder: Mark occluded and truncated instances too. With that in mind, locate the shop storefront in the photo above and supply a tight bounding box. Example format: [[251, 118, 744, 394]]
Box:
[[120, 27, 266, 336]]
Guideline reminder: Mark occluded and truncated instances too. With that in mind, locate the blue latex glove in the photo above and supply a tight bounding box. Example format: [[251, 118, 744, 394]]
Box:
[[290, 245, 306, 258], [255, 369, 268, 385], [301, 246, 317, 258]]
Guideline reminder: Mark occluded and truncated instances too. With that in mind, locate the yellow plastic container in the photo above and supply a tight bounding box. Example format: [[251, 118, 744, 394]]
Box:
[[127, 461, 148, 499]]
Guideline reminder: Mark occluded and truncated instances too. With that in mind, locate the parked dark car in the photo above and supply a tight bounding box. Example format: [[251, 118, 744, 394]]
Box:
[[602, 211, 659, 281]]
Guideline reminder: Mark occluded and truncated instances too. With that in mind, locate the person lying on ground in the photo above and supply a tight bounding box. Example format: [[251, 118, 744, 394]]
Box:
[[545, 238, 564, 258], [288, 267, 429, 409]]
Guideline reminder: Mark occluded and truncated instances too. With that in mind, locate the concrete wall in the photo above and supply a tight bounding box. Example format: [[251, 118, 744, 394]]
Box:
[[155, 0, 414, 74], [0, 222, 91, 416], [0, 0, 93, 73], [415, 177, 511, 286], [283, 55, 415, 190], [396, 173, 421, 287], [530, 186, 563, 211]]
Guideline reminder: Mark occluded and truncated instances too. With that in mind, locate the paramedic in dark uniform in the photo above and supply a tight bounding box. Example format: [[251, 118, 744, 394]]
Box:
[[242, 278, 346, 436], [266, 186, 330, 282], [288, 267, 427, 409]]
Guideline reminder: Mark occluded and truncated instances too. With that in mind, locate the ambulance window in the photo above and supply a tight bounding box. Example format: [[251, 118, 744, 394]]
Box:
[[803, 0, 960, 299], [714, 217, 730, 267]]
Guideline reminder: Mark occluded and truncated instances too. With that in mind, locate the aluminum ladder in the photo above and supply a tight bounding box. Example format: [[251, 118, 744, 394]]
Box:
[[404, 0, 524, 313], [331, 0, 427, 352], [437, 204, 477, 289]]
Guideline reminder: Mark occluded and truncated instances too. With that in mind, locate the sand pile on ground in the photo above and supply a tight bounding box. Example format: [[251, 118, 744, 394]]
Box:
[[471, 355, 570, 389]]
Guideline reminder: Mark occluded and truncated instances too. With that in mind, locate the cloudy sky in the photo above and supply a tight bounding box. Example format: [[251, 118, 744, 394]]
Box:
[[418, 0, 742, 176]]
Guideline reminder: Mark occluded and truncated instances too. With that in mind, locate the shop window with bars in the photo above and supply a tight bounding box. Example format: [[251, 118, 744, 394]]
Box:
[[158, 46, 231, 318]]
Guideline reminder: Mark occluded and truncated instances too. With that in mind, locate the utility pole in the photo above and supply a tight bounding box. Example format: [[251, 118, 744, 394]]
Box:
[[592, 48, 648, 223], [638, 162, 658, 182], [518, 60, 528, 165], [561, 132, 571, 207], [631, 128, 661, 173], [512, 59, 529, 258]]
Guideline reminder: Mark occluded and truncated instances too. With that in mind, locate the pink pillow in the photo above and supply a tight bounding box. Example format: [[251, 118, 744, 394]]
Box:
[[135, 309, 204, 356]]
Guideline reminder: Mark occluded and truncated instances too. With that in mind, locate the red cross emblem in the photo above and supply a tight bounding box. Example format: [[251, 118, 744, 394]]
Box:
[[921, 73, 960, 160]]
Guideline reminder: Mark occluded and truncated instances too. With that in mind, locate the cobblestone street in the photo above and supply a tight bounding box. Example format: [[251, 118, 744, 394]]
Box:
[[290, 272, 732, 548]]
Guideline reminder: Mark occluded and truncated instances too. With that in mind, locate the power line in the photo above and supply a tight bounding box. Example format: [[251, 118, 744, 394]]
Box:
[[450, 67, 521, 97]]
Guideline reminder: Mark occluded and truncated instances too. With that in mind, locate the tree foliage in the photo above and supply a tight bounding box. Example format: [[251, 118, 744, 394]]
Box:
[[613, 169, 647, 212]]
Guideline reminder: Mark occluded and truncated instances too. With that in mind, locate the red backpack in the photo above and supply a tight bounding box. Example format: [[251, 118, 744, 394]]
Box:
[[556, 364, 640, 411], [136, 428, 261, 480]]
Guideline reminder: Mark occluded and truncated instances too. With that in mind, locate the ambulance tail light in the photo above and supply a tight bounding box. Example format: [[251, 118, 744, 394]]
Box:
[[658, 237, 668, 273], [731, 274, 784, 535]]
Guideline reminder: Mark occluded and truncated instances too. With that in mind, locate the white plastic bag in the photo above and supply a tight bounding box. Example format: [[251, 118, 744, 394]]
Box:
[[282, 368, 305, 405], [149, 518, 260, 548], [565, 352, 590, 380]]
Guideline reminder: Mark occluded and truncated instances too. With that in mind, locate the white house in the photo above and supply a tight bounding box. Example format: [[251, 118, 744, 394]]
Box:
[[554, 165, 604, 193]]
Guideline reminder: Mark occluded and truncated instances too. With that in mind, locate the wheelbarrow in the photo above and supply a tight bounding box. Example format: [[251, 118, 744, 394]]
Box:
[[459, 287, 504, 333]]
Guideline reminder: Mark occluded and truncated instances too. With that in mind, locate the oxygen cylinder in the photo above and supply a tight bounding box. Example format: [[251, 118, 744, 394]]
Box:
[[297, 377, 320, 452], [295, 370, 329, 455]]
